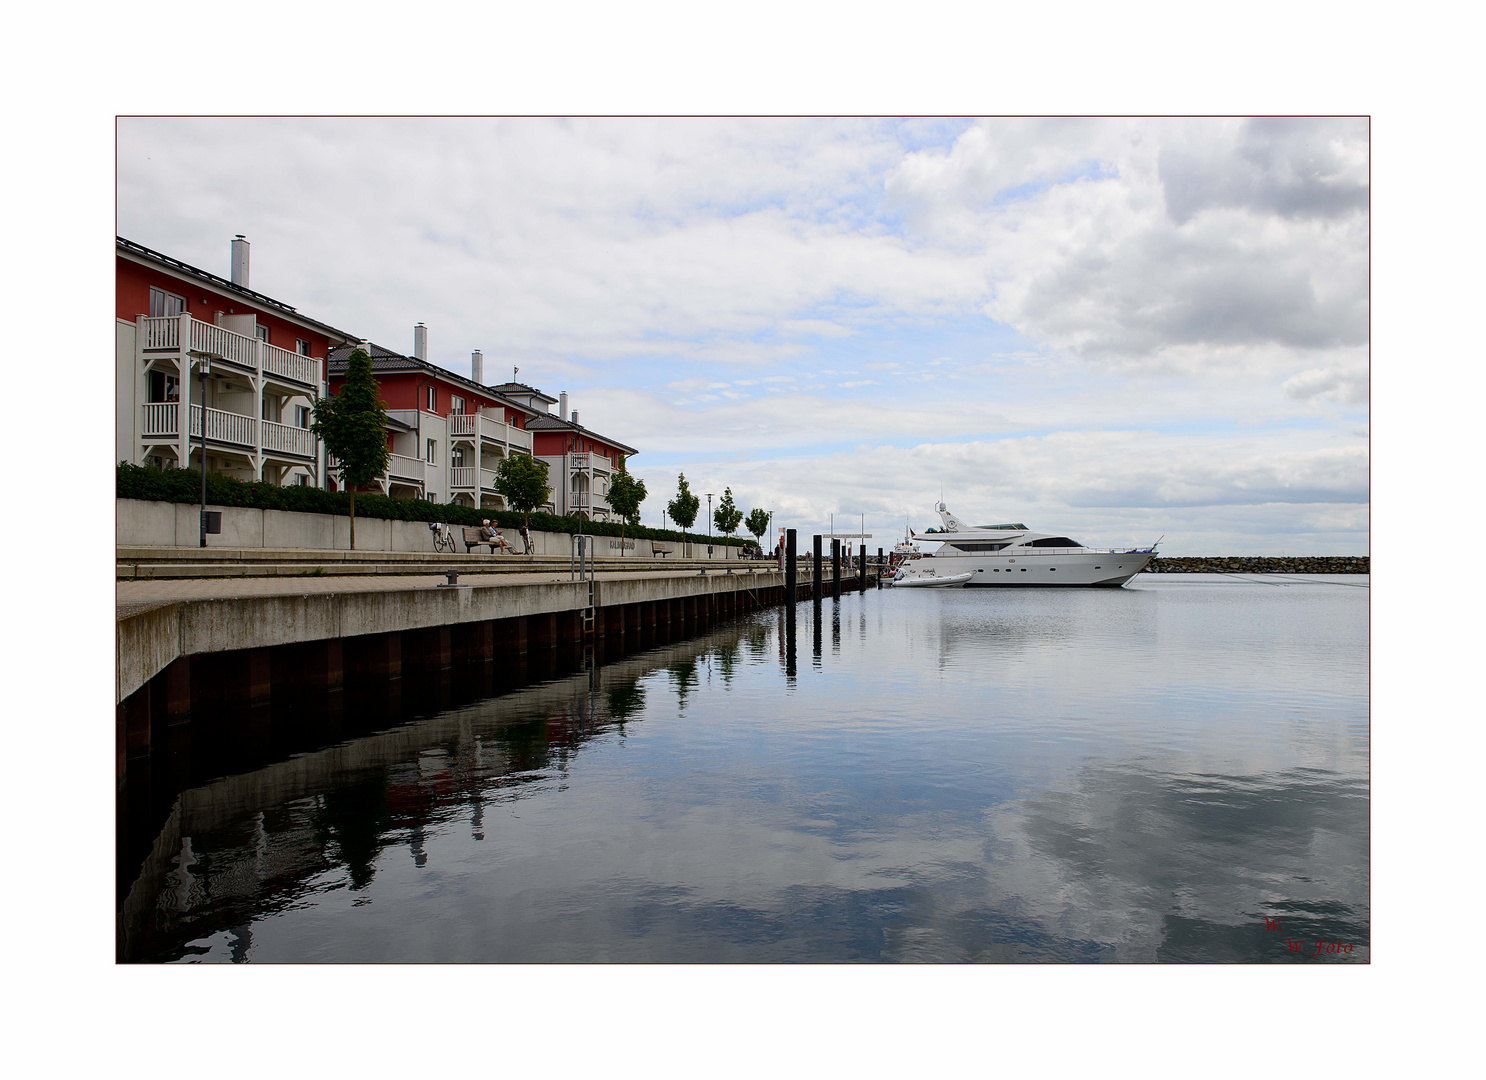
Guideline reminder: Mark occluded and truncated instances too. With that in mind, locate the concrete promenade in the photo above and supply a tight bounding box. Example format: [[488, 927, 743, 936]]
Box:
[[116, 566, 803, 706]]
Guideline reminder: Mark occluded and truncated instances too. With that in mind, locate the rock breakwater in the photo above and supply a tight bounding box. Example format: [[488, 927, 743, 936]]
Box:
[[1144, 556, 1369, 574]]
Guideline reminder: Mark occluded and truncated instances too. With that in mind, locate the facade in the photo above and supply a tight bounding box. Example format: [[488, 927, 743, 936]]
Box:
[[327, 341, 636, 520], [117, 236, 356, 487], [118, 235, 641, 519]]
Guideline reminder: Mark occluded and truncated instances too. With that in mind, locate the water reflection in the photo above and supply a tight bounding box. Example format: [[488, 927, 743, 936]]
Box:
[[118, 578, 1368, 964]]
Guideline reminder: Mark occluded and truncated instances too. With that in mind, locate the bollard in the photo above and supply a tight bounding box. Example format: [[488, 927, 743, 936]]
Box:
[[813, 534, 823, 602], [786, 528, 797, 600], [859, 544, 867, 593], [832, 539, 841, 600]]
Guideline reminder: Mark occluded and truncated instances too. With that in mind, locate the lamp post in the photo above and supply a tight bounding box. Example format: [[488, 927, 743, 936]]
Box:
[[189, 352, 213, 547]]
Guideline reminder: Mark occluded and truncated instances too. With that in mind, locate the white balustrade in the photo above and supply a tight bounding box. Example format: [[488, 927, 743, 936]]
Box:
[[451, 466, 476, 489], [189, 319, 257, 369], [388, 454, 425, 482], [141, 402, 179, 436], [262, 420, 316, 457], [262, 342, 318, 385], [139, 315, 181, 350], [506, 426, 533, 452], [449, 414, 477, 437], [481, 468, 498, 490], [189, 404, 256, 447], [571, 452, 590, 471]]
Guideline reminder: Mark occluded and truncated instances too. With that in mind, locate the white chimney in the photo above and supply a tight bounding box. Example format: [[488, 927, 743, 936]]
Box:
[[571, 410, 579, 427], [231, 235, 250, 287], [559, 391, 568, 421], [414, 323, 427, 360], [471, 349, 484, 384]]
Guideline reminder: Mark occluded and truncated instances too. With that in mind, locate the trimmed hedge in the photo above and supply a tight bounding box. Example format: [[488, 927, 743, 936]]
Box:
[[116, 462, 747, 546]]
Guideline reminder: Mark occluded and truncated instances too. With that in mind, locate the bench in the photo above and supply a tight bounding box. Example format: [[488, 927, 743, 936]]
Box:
[[652, 543, 673, 557], [462, 526, 511, 554]]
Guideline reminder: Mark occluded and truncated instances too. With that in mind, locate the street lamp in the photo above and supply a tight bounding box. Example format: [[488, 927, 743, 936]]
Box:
[[188, 351, 214, 547]]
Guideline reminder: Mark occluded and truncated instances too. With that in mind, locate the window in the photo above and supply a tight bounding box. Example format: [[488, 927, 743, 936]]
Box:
[[426, 439, 436, 464], [294, 405, 310, 429], [426, 386, 437, 411], [450, 395, 465, 414], [255, 325, 270, 344], [451, 448, 466, 467], [296, 338, 311, 356], [295, 474, 309, 486], [1028, 537, 1081, 547], [149, 287, 187, 317], [951, 542, 1010, 552], [148, 371, 180, 403]]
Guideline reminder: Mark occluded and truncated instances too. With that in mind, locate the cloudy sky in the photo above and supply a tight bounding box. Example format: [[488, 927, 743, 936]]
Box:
[[118, 116, 1368, 554]]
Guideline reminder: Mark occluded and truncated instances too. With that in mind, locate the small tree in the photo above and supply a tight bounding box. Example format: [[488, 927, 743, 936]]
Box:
[[605, 457, 647, 549], [744, 507, 769, 552], [667, 472, 700, 532], [714, 487, 743, 538], [495, 454, 552, 540], [311, 348, 390, 550]]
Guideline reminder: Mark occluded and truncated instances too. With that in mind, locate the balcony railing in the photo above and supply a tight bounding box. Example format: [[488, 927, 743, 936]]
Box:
[[189, 404, 256, 447], [141, 402, 178, 436], [262, 419, 316, 458], [388, 454, 425, 483], [481, 468, 498, 490], [449, 414, 477, 437], [570, 490, 591, 511], [261, 342, 318, 386], [571, 452, 590, 471], [451, 466, 476, 489], [138, 314, 320, 385]]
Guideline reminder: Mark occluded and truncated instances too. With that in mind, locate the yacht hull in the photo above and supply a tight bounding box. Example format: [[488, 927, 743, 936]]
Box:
[[937, 549, 1156, 587]]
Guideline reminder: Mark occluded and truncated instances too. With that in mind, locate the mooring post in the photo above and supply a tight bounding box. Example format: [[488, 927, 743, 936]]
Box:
[[877, 546, 885, 588], [813, 534, 822, 602], [832, 539, 841, 599], [859, 544, 867, 592], [785, 528, 797, 600]]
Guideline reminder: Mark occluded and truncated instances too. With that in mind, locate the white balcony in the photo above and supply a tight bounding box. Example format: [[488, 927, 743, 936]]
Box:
[[450, 413, 534, 453], [449, 413, 477, 438], [451, 466, 476, 489], [138, 314, 320, 388], [262, 419, 316, 458], [190, 404, 256, 447], [388, 454, 425, 483], [141, 402, 178, 437], [481, 468, 498, 490]]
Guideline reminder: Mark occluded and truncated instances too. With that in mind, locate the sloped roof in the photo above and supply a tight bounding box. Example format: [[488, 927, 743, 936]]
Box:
[[117, 236, 359, 341], [526, 413, 638, 456]]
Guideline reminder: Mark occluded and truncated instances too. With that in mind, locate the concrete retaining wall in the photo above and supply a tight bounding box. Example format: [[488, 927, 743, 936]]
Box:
[[117, 498, 739, 560]]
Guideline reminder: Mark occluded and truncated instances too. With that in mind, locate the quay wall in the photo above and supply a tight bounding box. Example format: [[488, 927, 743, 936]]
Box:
[[117, 498, 741, 560], [1144, 555, 1369, 574]]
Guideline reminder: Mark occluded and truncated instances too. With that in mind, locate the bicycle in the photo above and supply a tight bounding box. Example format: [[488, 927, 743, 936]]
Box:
[[429, 521, 456, 553]]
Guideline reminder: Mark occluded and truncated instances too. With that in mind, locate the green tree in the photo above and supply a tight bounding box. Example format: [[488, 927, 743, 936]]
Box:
[[714, 487, 743, 538], [667, 472, 700, 531], [605, 457, 647, 549], [311, 347, 390, 550], [744, 507, 769, 552], [494, 453, 553, 537]]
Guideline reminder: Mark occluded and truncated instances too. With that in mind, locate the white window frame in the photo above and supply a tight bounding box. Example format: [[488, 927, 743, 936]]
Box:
[[426, 438, 437, 464], [426, 386, 437, 411], [149, 287, 187, 317], [450, 394, 465, 414], [296, 338, 311, 357]]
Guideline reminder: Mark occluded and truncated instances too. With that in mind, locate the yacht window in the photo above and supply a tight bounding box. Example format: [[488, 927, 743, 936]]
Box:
[[951, 542, 1010, 552], [1029, 537, 1080, 547], [977, 523, 1027, 531]]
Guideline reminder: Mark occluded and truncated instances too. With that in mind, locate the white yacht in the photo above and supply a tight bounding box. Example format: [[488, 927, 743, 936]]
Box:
[[896, 502, 1159, 588]]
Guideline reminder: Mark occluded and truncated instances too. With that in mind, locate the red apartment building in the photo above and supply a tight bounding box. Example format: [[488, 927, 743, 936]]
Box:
[[118, 234, 640, 519], [116, 236, 355, 486], [326, 329, 637, 520]]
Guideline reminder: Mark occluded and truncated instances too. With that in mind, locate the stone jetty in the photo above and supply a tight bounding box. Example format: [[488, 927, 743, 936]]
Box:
[[1143, 556, 1368, 574]]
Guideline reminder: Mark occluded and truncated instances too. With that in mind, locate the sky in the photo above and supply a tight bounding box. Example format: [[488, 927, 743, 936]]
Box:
[[118, 116, 1368, 553]]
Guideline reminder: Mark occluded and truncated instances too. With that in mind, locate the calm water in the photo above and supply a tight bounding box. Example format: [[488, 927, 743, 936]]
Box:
[[118, 574, 1369, 963]]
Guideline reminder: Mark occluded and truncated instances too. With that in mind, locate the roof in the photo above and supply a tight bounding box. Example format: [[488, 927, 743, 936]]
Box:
[[327, 344, 539, 415], [117, 236, 359, 342], [526, 413, 638, 456], [486, 381, 558, 405]]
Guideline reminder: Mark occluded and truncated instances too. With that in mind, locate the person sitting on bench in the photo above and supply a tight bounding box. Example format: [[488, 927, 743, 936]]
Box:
[[480, 519, 513, 553]]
